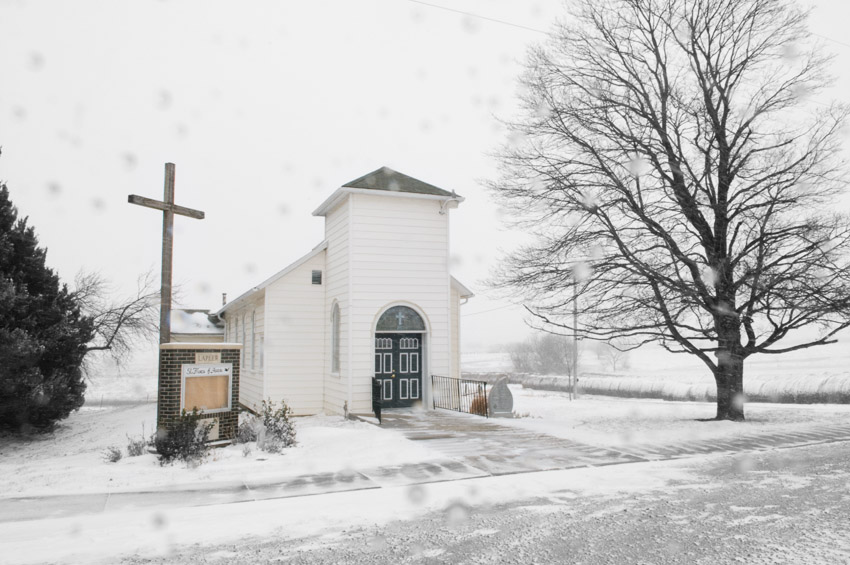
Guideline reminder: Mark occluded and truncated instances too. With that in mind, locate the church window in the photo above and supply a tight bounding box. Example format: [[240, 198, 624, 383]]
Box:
[[376, 306, 425, 332], [312, 270, 322, 285], [331, 302, 340, 373], [251, 310, 256, 370]]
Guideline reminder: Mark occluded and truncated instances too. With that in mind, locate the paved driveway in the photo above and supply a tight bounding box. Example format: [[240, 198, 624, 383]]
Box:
[[378, 408, 850, 474]]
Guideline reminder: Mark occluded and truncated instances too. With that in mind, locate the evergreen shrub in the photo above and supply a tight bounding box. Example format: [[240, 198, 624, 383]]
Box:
[[154, 409, 213, 465], [0, 184, 94, 432]]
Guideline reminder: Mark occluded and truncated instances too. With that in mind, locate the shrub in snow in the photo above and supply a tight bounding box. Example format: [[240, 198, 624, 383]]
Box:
[[154, 408, 213, 466], [470, 393, 488, 416], [242, 444, 252, 458], [103, 446, 122, 463], [258, 398, 296, 453], [126, 434, 147, 457], [236, 413, 259, 444]]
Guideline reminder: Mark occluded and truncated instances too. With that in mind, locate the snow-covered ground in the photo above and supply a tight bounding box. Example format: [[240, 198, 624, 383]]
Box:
[[505, 387, 850, 448], [3, 387, 849, 498], [463, 340, 850, 403], [0, 404, 441, 497], [3, 386, 850, 563]]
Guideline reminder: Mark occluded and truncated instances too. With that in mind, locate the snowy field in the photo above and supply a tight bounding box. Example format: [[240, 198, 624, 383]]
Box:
[[463, 340, 850, 404]]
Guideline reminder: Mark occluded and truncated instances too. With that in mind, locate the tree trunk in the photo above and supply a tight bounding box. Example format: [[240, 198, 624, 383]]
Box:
[[713, 358, 745, 421], [714, 301, 746, 421]]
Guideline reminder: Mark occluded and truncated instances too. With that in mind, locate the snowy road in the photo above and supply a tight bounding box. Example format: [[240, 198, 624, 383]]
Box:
[[4, 395, 850, 563], [122, 440, 850, 565]]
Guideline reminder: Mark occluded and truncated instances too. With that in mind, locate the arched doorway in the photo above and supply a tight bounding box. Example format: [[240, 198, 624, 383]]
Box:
[[374, 305, 425, 408]]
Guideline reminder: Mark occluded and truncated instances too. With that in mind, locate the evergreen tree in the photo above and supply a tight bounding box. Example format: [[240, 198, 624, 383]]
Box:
[[0, 182, 93, 432]]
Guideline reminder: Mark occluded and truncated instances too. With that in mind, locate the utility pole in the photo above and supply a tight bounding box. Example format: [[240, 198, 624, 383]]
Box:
[[573, 271, 579, 399]]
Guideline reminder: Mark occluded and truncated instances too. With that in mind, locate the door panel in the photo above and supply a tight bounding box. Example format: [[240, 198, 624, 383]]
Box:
[[374, 333, 423, 408]]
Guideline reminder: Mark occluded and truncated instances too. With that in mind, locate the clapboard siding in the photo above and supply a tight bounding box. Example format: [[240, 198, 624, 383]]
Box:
[[451, 285, 460, 378], [229, 294, 265, 412], [346, 193, 452, 414], [223, 181, 467, 417], [322, 197, 350, 414], [263, 249, 327, 415]]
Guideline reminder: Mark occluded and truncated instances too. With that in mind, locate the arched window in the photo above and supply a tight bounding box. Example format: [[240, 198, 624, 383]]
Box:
[[376, 306, 425, 332], [331, 302, 340, 373], [241, 313, 247, 365], [251, 310, 256, 370]]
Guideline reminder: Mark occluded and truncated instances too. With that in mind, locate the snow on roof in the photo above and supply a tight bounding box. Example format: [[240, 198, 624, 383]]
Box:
[[172, 309, 224, 335]]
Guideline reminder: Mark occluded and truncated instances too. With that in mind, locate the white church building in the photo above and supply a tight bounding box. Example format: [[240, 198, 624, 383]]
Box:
[[215, 167, 473, 416]]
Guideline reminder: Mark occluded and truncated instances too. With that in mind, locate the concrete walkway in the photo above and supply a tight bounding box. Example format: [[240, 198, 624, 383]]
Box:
[[3, 409, 850, 524]]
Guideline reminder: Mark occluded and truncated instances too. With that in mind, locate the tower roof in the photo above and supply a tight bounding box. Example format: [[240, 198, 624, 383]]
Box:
[[342, 166, 456, 197]]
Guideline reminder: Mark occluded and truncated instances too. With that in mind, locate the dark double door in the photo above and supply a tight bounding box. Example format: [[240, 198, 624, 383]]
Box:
[[374, 333, 423, 408]]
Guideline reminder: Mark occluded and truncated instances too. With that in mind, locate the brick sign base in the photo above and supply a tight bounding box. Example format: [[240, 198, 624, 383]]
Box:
[[158, 343, 242, 442]]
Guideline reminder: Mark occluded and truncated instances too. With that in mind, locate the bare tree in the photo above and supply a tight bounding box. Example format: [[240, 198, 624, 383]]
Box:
[[72, 270, 161, 363], [510, 332, 580, 376], [493, 0, 850, 420], [594, 341, 631, 372]]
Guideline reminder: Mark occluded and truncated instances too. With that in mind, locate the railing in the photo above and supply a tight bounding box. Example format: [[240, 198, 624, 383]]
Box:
[[431, 375, 489, 417]]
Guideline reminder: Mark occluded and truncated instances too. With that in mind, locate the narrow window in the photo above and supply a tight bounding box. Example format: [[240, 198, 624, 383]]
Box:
[[260, 336, 264, 369], [331, 303, 340, 373], [312, 270, 322, 285], [242, 313, 247, 366], [251, 310, 256, 370]]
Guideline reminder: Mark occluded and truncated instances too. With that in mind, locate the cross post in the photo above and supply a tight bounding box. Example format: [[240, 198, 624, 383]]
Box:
[[128, 163, 205, 344]]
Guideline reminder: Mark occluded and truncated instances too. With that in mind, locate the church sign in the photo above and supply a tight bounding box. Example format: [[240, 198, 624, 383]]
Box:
[[181, 364, 232, 413], [158, 343, 241, 442]]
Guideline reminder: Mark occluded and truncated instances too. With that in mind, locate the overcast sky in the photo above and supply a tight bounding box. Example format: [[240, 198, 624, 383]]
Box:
[[1, 0, 848, 352]]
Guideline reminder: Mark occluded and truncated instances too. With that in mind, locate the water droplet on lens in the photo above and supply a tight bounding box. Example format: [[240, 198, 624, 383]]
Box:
[[368, 535, 387, 551], [407, 484, 426, 505], [444, 500, 470, 525]]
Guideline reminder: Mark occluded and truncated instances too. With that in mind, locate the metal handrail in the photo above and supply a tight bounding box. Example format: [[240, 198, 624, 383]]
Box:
[[431, 375, 489, 417]]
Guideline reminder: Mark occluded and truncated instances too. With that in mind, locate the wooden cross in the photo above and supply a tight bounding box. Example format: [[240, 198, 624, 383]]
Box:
[[128, 163, 204, 344]]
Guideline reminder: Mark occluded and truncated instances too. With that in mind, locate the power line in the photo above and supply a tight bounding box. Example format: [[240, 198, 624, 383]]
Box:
[[462, 303, 518, 317], [407, 0, 850, 50], [406, 0, 548, 35], [812, 32, 850, 50]]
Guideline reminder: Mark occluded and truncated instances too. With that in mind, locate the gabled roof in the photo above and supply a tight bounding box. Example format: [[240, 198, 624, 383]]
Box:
[[343, 167, 456, 197], [216, 241, 328, 316], [313, 166, 464, 217]]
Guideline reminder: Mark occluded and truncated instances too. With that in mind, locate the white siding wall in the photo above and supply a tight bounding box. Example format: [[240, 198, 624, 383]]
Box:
[[451, 285, 460, 378], [264, 251, 327, 415], [322, 198, 350, 413], [347, 193, 451, 413], [230, 294, 265, 412]]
